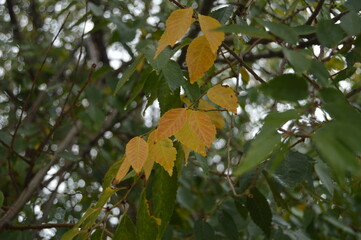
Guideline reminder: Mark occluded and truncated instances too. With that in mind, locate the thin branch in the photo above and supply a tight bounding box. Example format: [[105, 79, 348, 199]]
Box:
[[3, 223, 74, 230], [168, 0, 186, 9], [346, 87, 361, 98], [10, 12, 71, 150], [305, 0, 325, 25]]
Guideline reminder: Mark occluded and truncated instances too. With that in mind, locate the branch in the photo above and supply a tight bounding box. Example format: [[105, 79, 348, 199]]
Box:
[[305, 0, 325, 25], [3, 223, 74, 230]]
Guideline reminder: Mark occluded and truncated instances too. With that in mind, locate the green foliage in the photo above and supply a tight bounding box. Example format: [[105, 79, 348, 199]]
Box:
[[1, 0, 361, 239]]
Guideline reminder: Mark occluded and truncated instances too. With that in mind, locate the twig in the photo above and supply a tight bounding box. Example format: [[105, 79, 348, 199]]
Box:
[[305, 0, 325, 25], [168, 0, 186, 9], [3, 223, 74, 230], [346, 87, 361, 98], [10, 12, 70, 150], [222, 43, 266, 83]]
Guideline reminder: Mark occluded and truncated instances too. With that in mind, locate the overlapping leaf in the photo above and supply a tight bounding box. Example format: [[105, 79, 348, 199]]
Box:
[[155, 8, 194, 58], [174, 110, 216, 156], [186, 35, 217, 84], [157, 108, 187, 140], [188, 110, 216, 148], [198, 99, 225, 129], [199, 14, 224, 53], [125, 137, 149, 174], [207, 85, 238, 113], [148, 130, 177, 176], [113, 157, 131, 185]]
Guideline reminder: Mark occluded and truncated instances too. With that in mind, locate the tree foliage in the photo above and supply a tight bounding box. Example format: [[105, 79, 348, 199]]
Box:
[[0, 0, 361, 239]]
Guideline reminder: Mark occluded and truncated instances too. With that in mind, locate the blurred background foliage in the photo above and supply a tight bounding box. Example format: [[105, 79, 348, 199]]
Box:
[[0, 0, 361, 239]]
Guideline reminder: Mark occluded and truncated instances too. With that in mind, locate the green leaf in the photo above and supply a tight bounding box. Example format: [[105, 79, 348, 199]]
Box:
[[346, 0, 361, 11], [309, 60, 330, 86], [273, 151, 312, 189], [218, 210, 239, 240], [162, 60, 183, 92], [125, 70, 148, 109], [234, 198, 248, 219], [263, 171, 288, 209], [258, 20, 299, 44], [151, 165, 179, 239], [143, 71, 161, 111], [157, 77, 182, 115], [58, 150, 81, 161], [210, 5, 234, 25], [114, 214, 137, 240], [0, 191, 4, 208], [61, 187, 117, 240], [235, 110, 299, 176], [333, 67, 356, 83], [114, 55, 145, 95], [323, 216, 356, 235], [143, 44, 173, 71], [340, 12, 361, 36], [293, 25, 315, 35], [216, 24, 274, 40], [316, 20, 346, 47], [314, 161, 334, 196], [260, 74, 308, 102], [137, 190, 160, 240], [194, 219, 216, 240], [283, 48, 311, 73], [88, 2, 103, 16], [247, 188, 272, 237]]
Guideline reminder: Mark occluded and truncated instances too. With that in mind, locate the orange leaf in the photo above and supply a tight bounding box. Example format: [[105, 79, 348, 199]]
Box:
[[186, 35, 217, 84], [189, 110, 216, 148], [207, 85, 238, 113], [148, 130, 177, 176], [199, 15, 224, 53], [174, 110, 207, 156], [198, 99, 225, 129], [155, 8, 194, 58], [113, 157, 131, 185], [157, 108, 187, 140], [125, 137, 149, 174]]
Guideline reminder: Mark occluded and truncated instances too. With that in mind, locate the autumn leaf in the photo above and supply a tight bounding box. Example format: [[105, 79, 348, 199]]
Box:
[[186, 35, 217, 84], [207, 85, 238, 113], [182, 144, 191, 166], [143, 157, 154, 180], [154, 8, 194, 58], [113, 157, 131, 185], [188, 110, 216, 148], [198, 99, 225, 129], [148, 130, 177, 176], [199, 14, 224, 53], [181, 95, 225, 129], [125, 137, 149, 174], [157, 108, 187, 140], [175, 110, 207, 156]]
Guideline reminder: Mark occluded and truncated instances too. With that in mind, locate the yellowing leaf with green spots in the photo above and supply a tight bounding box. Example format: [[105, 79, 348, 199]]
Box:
[[148, 130, 177, 176], [188, 110, 216, 148], [199, 14, 224, 53], [154, 8, 194, 58], [113, 157, 131, 185], [186, 35, 217, 84], [157, 108, 187, 140], [125, 137, 149, 174], [207, 85, 238, 113], [198, 99, 225, 129], [175, 110, 207, 156]]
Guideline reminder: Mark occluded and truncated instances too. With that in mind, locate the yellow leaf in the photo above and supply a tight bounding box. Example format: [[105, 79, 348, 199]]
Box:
[[143, 157, 154, 180], [240, 67, 250, 83], [157, 108, 187, 140], [113, 157, 131, 185], [182, 144, 191, 166], [198, 99, 225, 129], [207, 85, 238, 113], [186, 35, 217, 84], [125, 137, 149, 174], [189, 110, 216, 148], [174, 110, 207, 156], [155, 8, 194, 58], [148, 130, 177, 176], [181, 95, 225, 129], [198, 14, 224, 53]]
